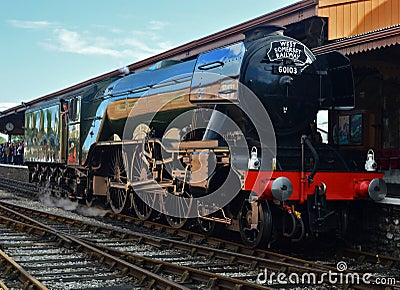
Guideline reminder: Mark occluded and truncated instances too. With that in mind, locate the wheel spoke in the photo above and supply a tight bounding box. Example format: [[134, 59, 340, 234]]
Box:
[[133, 193, 153, 220], [165, 191, 192, 229], [108, 150, 129, 213], [132, 146, 155, 220]]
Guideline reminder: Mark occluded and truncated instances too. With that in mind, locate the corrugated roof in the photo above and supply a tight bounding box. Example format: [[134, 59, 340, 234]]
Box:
[[312, 24, 400, 55]]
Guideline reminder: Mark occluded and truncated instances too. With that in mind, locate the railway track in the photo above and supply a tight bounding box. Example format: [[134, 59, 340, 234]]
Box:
[[0, 215, 150, 289], [0, 248, 40, 290], [0, 200, 326, 289], [1, 198, 396, 289], [0, 176, 398, 288], [0, 178, 338, 272], [0, 198, 285, 289], [37, 195, 400, 287], [0, 178, 351, 272], [340, 248, 400, 269], [0, 176, 38, 197]]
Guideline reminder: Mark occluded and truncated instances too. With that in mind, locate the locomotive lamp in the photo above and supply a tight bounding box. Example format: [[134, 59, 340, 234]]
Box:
[[365, 149, 377, 171], [248, 147, 260, 170]]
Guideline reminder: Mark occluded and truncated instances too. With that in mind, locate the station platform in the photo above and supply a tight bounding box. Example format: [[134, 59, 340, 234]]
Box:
[[377, 197, 400, 206], [0, 163, 29, 183]]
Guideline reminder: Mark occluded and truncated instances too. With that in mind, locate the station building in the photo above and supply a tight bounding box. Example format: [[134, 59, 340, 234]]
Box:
[[1, 0, 399, 191]]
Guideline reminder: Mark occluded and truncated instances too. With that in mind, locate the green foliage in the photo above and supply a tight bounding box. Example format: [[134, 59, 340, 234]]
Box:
[[11, 135, 24, 144]]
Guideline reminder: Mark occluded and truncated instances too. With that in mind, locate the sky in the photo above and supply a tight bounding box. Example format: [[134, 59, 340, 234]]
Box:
[[0, 0, 299, 110]]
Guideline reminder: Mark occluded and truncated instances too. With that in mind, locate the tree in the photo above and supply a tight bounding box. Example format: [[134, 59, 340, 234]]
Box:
[[11, 135, 24, 144]]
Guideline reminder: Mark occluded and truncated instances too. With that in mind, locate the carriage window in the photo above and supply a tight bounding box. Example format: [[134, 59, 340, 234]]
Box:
[[68, 97, 81, 122]]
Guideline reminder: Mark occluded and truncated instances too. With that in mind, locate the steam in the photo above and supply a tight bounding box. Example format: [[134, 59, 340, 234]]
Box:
[[38, 182, 107, 217], [39, 191, 78, 211], [118, 66, 130, 75], [76, 205, 108, 217]]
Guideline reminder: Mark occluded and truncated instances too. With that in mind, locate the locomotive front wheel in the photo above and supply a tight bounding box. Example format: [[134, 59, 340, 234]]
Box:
[[132, 191, 154, 220], [107, 150, 129, 213], [165, 215, 187, 229], [197, 218, 222, 236], [198, 218, 215, 235], [107, 186, 129, 213], [239, 199, 272, 248], [164, 189, 193, 229], [131, 147, 155, 220]]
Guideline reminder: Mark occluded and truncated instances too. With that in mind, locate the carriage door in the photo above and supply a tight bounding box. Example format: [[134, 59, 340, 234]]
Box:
[[67, 96, 81, 165]]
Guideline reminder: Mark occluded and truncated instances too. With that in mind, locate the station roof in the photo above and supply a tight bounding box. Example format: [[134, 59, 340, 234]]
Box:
[[313, 24, 400, 55]]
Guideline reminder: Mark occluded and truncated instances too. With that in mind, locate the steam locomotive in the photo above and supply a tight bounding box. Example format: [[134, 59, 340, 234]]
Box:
[[24, 25, 386, 248]]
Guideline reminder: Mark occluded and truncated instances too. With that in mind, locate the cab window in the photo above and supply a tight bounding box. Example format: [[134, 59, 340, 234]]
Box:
[[68, 97, 81, 122]]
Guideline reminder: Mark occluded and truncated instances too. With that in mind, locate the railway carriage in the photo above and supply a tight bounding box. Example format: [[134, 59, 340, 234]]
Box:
[[25, 25, 387, 248]]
